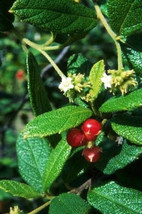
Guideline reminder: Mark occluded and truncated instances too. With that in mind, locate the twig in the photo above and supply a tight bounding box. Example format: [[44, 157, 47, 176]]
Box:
[[70, 178, 92, 195], [41, 46, 70, 78]]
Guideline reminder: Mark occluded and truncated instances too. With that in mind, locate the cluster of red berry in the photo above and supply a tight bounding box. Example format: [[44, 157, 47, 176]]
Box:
[[67, 119, 102, 163]]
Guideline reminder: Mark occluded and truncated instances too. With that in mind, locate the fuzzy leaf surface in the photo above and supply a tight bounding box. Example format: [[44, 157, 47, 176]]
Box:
[[17, 133, 51, 193], [122, 45, 142, 76], [111, 115, 142, 145], [107, 0, 142, 37], [87, 181, 142, 214], [11, 0, 97, 34], [43, 137, 71, 191], [67, 54, 92, 76], [88, 60, 105, 101], [100, 89, 142, 113], [49, 193, 91, 214], [0, 180, 40, 199], [103, 141, 142, 174], [24, 106, 92, 138], [26, 52, 51, 116]]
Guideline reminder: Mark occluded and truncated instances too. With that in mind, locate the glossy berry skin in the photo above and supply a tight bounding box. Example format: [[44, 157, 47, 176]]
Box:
[[81, 119, 101, 141], [82, 146, 101, 163], [67, 128, 87, 147]]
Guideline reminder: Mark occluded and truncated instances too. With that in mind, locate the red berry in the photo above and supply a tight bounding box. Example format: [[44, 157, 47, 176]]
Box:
[[81, 119, 101, 141], [16, 69, 25, 80], [67, 128, 87, 147], [82, 146, 101, 163]]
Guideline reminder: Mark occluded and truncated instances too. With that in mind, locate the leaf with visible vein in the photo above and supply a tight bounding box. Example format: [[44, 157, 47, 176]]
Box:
[[99, 89, 142, 113], [49, 193, 91, 214], [88, 60, 105, 101], [24, 106, 92, 138], [26, 52, 51, 116], [17, 133, 52, 193], [103, 140, 142, 174], [87, 181, 142, 214], [0, 180, 40, 199], [43, 138, 71, 191], [11, 0, 97, 34], [107, 0, 142, 37], [111, 114, 142, 145]]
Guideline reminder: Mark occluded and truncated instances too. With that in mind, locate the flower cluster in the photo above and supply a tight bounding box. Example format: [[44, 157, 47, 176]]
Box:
[[101, 69, 137, 95], [58, 73, 90, 102]]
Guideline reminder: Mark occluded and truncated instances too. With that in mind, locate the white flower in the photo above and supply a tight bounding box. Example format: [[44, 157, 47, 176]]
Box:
[[58, 77, 74, 93], [101, 73, 112, 89], [116, 136, 124, 145]]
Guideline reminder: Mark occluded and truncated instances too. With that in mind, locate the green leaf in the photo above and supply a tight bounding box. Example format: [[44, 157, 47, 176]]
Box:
[[88, 60, 105, 101], [49, 193, 91, 214], [87, 181, 142, 214], [107, 0, 142, 37], [95, 137, 122, 172], [122, 45, 142, 76], [62, 147, 89, 183], [24, 106, 92, 138], [99, 89, 142, 113], [26, 52, 51, 116], [67, 54, 92, 76], [103, 140, 142, 174], [43, 137, 71, 191], [11, 0, 97, 34], [16, 133, 52, 193], [126, 33, 142, 52], [111, 114, 142, 145], [0, 180, 40, 199], [0, 0, 14, 32]]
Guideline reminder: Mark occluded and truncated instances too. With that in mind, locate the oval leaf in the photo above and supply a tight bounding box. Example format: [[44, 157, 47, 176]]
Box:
[[26, 52, 51, 116], [88, 60, 105, 102], [49, 193, 91, 214], [87, 181, 142, 214], [107, 0, 142, 37], [100, 89, 142, 113], [11, 0, 97, 34], [0, 180, 40, 199], [111, 115, 142, 145], [17, 133, 52, 193], [24, 106, 92, 139], [122, 45, 142, 76], [43, 137, 71, 191], [103, 141, 142, 174]]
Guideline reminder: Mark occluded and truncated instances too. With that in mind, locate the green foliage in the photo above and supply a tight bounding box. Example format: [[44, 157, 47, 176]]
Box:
[[26, 52, 51, 116], [24, 106, 92, 138], [0, 0, 14, 31], [107, 0, 142, 37], [11, 0, 97, 34], [0, 0, 142, 213], [17, 133, 52, 193], [0, 180, 40, 199], [43, 137, 71, 191], [67, 54, 92, 76], [102, 140, 142, 174], [122, 45, 142, 76], [99, 89, 142, 113], [62, 147, 89, 183], [88, 60, 105, 101], [49, 193, 91, 214], [87, 181, 142, 214], [111, 114, 142, 145]]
